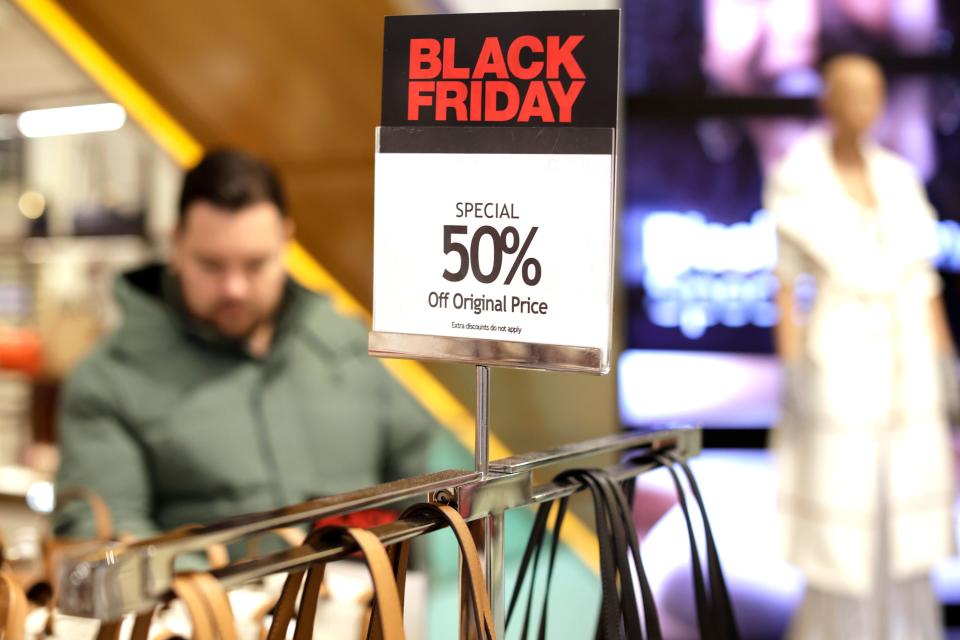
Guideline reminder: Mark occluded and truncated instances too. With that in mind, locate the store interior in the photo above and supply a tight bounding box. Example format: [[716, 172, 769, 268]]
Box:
[[0, 0, 959, 638]]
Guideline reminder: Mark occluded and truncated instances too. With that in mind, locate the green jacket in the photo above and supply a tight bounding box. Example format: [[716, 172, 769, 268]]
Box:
[[55, 265, 440, 539]]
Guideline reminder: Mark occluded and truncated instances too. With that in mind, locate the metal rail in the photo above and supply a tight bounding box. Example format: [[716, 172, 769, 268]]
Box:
[[56, 426, 700, 621], [489, 425, 700, 473]]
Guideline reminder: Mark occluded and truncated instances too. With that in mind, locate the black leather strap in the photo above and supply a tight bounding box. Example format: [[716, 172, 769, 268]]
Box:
[[668, 453, 739, 639], [506, 495, 558, 639], [597, 471, 661, 640], [570, 470, 643, 640], [536, 497, 568, 640], [655, 455, 711, 637], [648, 453, 740, 640], [507, 468, 662, 640]]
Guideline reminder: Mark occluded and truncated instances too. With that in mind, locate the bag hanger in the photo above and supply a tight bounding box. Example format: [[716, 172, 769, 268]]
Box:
[[52, 427, 701, 636]]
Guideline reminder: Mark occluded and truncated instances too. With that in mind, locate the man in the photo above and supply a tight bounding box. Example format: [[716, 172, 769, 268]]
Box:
[[55, 149, 440, 539]]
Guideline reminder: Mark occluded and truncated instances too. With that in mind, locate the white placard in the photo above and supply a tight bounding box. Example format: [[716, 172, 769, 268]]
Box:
[[372, 149, 615, 372]]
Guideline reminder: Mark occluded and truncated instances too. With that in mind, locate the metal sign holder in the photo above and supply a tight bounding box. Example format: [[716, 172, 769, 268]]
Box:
[[472, 363, 503, 633], [371, 10, 623, 635]]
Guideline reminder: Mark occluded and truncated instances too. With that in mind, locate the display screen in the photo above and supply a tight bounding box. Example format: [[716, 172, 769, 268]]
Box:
[[620, 0, 960, 621], [620, 0, 960, 429]]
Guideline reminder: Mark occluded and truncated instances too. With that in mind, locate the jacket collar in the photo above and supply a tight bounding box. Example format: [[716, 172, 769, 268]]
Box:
[[115, 264, 338, 361]]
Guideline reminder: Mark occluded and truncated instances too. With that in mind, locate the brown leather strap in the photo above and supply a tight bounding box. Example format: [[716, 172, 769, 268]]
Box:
[[0, 572, 26, 640], [205, 543, 231, 571], [365, 540, 411, 640], [291, 561, 327, 640], [264, 567, 308, 640], [266, 525, 407, 640], [191, 572, 238, 640], [402, 504, 494, 640], [94, 618, 123, 640], [130, 607, 155, 640], [392, 543, 410, 610], [129, 572, 232, 640], [293, 528, 404, 640], [56, 488, 114, 539], [242, 528, 308, 639], [180, 574, 218, 640], [343, 528, 404, 640]]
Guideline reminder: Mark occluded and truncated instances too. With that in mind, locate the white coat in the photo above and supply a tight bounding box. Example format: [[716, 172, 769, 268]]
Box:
[[766, 130, 955, 595]]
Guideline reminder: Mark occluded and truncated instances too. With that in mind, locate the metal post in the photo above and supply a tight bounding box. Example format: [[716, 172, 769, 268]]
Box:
[[488, 511, 505, 635], [467, 364, 504, 637], [475, 364, 490, 478]]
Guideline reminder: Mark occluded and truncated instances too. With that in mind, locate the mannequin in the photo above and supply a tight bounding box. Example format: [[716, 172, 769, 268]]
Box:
[[767, 54, 956, 639]]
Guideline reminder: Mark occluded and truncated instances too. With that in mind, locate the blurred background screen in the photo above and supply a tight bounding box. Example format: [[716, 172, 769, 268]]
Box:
[[619, 0, 960, 430], [619, 5, 960, 632]]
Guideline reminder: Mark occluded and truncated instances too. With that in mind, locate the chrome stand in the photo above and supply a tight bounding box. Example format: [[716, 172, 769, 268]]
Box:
[[471, 364, 504, 637]]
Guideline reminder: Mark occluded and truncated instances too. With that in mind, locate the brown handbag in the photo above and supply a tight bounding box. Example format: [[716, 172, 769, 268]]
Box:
[[266, 526, 406, 640], [373, 503, 495, 640], [0, 571, 27, 640], [94, 571, 239, 640], [363, 502, 495, 640]]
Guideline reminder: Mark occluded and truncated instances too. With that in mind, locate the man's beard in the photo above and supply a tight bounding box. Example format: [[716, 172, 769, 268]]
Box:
[[204, 301, 272, 340]]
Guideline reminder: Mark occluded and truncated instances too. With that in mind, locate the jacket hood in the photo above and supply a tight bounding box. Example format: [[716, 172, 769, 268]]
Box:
[[110, 264, 187, 361]]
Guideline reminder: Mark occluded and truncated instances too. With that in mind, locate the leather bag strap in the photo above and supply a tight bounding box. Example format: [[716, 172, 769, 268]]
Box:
[[587, 469, 661, 640], [508, 468, 662, 640], [56, 488, 114, 540], [505, 496, 557, 639], [655, 455, 711, 637], [666, 452, 740, 639], [0, 572, 27, 640], [190, 572, 238, 640], [400, 503, 495, 640], [128, 571, 237, 640], [343, 528, 405, 640], [289, 550, 329, 640], [365, 539, 411, 640], [264, 566, 308, 640], [266, 524, 407, 640], [570, 470, 644, 640]]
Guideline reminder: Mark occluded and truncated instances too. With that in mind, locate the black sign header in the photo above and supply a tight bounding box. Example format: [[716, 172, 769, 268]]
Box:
[[381, 10, 620, 128]]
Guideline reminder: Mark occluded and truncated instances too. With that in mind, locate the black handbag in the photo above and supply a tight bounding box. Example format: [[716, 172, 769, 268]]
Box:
[[649, 452, 739, 640], [507, 468, 662, 640]]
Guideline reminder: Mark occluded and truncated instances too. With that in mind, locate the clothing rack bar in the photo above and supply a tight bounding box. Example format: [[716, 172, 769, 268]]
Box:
[[488, 426, 700, 473], [55, 469, 480, 619], [107, 448, 688, 613], [213, 515, 444, 590], [529, 460, 661, 505], [55, 426, 699, 621]]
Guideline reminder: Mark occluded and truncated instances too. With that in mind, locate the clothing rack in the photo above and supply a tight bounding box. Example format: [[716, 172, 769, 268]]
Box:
[[55, 425, 701, 635]]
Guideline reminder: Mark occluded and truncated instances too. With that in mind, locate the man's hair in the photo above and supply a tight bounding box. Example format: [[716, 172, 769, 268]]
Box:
[[178, 149, 286, 222]]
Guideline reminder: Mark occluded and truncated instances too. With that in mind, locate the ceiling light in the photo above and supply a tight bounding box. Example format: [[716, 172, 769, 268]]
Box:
[[17, 102, 126, 138]]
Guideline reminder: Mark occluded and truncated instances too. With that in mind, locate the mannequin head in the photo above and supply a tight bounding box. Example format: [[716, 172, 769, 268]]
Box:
[[821, 54, 886, 140]]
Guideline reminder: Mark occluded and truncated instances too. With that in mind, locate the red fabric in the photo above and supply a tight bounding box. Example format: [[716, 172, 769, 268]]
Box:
[[312, 508, 398, 531]]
